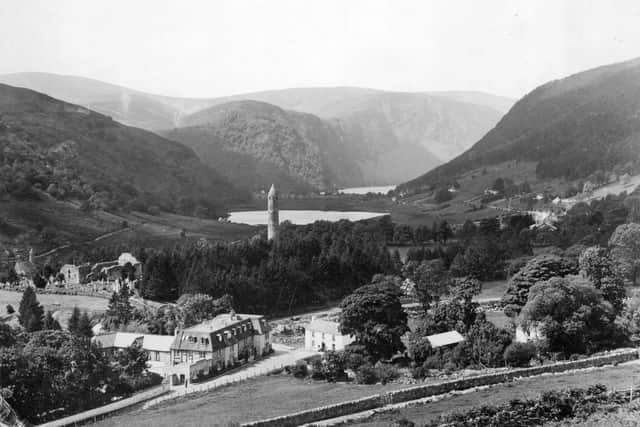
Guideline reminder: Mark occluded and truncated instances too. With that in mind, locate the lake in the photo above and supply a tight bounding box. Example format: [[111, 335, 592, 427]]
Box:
[[338, 185, 396, 195], [228, 210, 388, 225]]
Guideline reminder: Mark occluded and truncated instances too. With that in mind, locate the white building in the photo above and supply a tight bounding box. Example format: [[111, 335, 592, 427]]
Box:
[[305, 318, 354, 352]]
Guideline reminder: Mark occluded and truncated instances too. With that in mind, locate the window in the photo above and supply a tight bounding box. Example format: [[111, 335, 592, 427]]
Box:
[[200, 352, 206, 359], [155, 351, 160, 361], [189, 352, 193, 362]]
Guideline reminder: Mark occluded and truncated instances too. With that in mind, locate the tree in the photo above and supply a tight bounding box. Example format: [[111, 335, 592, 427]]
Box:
[[68, 306, 81, 334], [502, 254, 578, 317], [456, 236, 505, 280], [608, 223, 640, 286], [176, 293, 233, 327], [78, 311, 93, 338], [438, 220, 453, 243], [467, 315, 512, 368], [32, 274, 47, 289], [402, 260, 452, 312], [106, 285, 134, 327], [578, 246, 625, 313], [18, 287, 44, 332], [434, 188, 453, 204], [340, 277, 409, 361], [0, 323, 17, 347], [43, 310, 61, 330], [519, 276, 620, 355]]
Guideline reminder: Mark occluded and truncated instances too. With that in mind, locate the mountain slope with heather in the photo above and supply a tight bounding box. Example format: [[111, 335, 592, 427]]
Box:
[[0, 83, 247, 217], [398, 57, 640, 194]]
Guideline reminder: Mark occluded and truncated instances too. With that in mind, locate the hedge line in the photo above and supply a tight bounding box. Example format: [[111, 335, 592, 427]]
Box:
[[241, 348, 639, 427]]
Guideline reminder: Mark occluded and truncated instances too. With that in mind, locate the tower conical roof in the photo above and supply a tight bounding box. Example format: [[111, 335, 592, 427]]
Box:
[[268, 184, 277, 196]]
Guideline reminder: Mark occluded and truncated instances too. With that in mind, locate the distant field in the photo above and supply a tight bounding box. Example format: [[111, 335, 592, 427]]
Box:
[[93, 374, 407, 427], [0, 289, 109, 328], [478, 279, 508, 301], [348, 361, 640, 427]]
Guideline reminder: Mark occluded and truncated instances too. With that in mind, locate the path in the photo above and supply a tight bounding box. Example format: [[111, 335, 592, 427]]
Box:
[[34, 227, 130, 259], [142, 343, 319, 409]]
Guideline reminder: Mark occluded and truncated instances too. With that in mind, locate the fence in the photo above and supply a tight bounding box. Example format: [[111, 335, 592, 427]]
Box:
[[242, 348, 639, 427], [37, 385, 170, 427]]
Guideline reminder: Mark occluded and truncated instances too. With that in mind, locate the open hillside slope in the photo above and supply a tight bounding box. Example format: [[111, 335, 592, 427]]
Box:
[[166, 94, 504, 191], [0, 73, 510, 190], [399, 57, 640, 194], [0, 83, 247, 217], [163, 100, 364, 193]]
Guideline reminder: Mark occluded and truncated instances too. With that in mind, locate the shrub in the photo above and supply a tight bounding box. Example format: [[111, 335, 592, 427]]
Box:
[[443, 361, 456, 374], [6, 304, 14, 314], [291, 361, 308, 378], [504, 342, 536, 367], [310, 359, 325, 380], [355, 364, 378, 384], [375, 363, 399, 384], [410, 363, 430, 379], [423, 354, 444, 370]]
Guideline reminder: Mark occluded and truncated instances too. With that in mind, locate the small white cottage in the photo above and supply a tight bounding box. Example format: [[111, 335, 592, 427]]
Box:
[[305, 318, 354, 352]]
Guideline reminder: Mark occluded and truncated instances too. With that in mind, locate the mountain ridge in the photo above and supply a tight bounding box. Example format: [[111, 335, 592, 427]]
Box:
[[398, 56, 640, 195]]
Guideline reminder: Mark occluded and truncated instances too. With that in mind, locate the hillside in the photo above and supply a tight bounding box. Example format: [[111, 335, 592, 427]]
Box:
[[0, 83, 247, 218], [164, 100, 442, 191], [0, 73, 509, 189], [163, 101, 359, 192], [398, 57, 640, 194]]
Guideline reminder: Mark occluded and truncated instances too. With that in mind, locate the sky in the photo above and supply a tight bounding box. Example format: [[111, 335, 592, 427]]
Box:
[[1, 0, 640, 99]]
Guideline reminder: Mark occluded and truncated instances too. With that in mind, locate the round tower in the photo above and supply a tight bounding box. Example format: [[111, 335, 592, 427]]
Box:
[[267, 184, 279, 241]]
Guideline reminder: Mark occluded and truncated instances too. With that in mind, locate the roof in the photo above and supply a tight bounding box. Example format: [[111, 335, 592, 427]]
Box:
[[426, 331, 465, 348], [93, 332, 174, 352], [93, 332, 141, 349], [307, 318, 342, 336], [140, 334, 174, 352]]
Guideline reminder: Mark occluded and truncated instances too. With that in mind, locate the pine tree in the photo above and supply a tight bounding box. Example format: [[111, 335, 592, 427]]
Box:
[[43, 310, 61, 330], [78, 311, 93, 338], [18, 286, 44, 332], [68, 306, 81, 334], [116, 284, 133, 324]]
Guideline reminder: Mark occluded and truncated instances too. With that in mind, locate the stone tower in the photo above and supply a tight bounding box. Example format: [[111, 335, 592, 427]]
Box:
[[267, 184, 279, 241]]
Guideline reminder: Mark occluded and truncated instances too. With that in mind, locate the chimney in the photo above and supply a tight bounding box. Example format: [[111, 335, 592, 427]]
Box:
[[28, 248, 33, 264]]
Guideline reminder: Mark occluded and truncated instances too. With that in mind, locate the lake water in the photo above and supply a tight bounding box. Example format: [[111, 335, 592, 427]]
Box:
[[228, 210, 387, 225], [338, 185, 396, 195]]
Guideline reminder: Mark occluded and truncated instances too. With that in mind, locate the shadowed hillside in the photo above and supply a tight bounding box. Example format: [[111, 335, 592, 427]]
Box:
[[0, 83, 248, 217], [399, 57, 640, 194]]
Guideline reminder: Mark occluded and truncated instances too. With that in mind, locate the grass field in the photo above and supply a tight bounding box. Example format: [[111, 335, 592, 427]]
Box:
[[346, 361, 640, 426], [93, 375, 408, 427], [0, 289, 110, 328]]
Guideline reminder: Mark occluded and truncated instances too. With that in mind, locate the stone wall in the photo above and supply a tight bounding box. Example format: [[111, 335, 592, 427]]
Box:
[[242, 348, 638, 427]]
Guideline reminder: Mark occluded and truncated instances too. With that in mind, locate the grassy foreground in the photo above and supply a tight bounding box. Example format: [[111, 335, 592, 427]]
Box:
[[346, 361, 640, 426], [93, 375, 406, 427]]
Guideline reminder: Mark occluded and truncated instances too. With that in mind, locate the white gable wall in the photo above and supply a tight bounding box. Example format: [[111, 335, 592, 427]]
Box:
[[305, 329, 354, 351]]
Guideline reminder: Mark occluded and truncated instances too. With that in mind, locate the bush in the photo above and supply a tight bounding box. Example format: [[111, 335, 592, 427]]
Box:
[[310, 359, 325, 380], [410, 363, 431, 379], [291, 361, 308, 378], [6, 304, 14, 314], [423, 354, 444, 370], [504, 342, 536, 367], [355, 364, 378, 384], [375, 363, 399, 385]]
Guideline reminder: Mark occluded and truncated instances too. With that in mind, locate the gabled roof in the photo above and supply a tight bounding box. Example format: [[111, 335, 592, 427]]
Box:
[[307, 318, 342, 336], [426, 330, 465, 348]]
